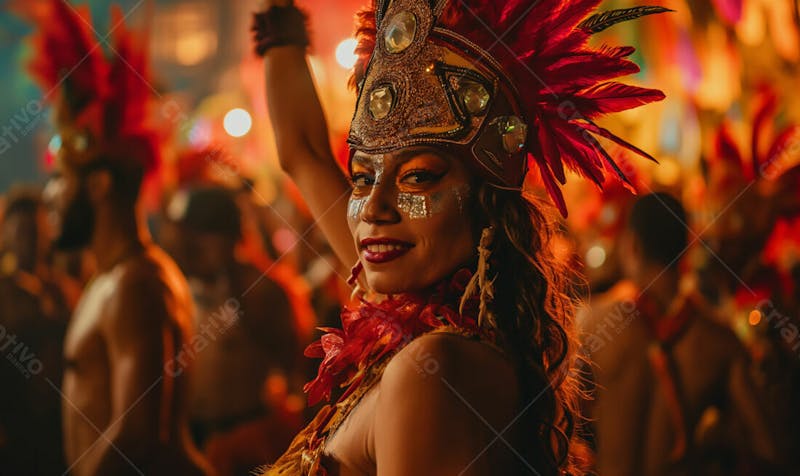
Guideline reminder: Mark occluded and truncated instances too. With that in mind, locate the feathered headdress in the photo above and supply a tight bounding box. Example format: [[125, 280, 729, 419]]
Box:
[[709, 86, 800, 193], [15, 0, 159, 175], [704, 86, 800, 285], [347, 0, 667, 216]]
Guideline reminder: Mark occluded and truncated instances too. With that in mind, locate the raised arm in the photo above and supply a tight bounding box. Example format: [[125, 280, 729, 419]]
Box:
[[259, 0, 358, 269]]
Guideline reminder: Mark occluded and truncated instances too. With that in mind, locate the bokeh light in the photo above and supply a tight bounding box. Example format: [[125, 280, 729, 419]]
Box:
[[335, 38, 359, 69], [585, 245, 607, 269], [48, 135, 61, 155], [223, 108, 253, 138]]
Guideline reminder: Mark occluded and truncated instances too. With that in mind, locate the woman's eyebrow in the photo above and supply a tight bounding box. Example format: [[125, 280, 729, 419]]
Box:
[[351, 154, 378, 168], [351, 149, 447, 172], [394, 148, 448, 166]]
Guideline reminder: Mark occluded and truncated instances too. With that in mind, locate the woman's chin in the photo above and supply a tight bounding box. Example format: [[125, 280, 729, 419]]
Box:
[[364, 266, 449, 296], [365, 275, 412, 295]]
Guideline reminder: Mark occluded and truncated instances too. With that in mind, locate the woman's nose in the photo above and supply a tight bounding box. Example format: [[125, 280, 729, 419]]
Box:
[[361, 181, 401, 225]]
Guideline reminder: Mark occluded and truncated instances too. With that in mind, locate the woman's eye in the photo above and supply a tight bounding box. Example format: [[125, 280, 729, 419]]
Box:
[[401, 170, 442, 185], [351, 173, 375, 187]]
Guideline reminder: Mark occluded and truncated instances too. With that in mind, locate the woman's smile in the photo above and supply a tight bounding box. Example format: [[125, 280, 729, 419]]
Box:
[[359, 237, 415, 264], [347, 147, 477, 293]]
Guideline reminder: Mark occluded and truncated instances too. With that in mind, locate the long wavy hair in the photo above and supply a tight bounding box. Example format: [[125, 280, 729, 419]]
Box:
[[472, 183, 589, 475], [346, 0, 657, 471]]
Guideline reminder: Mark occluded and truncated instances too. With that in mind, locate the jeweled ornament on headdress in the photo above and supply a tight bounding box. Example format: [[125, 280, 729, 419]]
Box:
[[349, 0, 669, 216]]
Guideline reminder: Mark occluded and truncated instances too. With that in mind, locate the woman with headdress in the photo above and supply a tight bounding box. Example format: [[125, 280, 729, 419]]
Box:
[[253, 1, 666, 474]]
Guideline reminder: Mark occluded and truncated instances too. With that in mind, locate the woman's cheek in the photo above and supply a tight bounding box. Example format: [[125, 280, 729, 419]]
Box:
[[396, 185, 469, 221], [397, 193, 431, 219], [347, 196, 367, 230]]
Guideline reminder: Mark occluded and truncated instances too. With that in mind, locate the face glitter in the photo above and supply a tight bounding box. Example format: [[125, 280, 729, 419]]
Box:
[[397, 193, 430, 219], [348, 196, 368, 223], [351, 153, 386, 185], [397, 184, 471, 221], [372, 154, 385, 184]]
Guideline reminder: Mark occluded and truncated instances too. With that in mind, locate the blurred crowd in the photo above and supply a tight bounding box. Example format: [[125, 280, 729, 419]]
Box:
[[0, 152, 352, 475], [0, 131, 798, 475], [0, 0, 798, 475]]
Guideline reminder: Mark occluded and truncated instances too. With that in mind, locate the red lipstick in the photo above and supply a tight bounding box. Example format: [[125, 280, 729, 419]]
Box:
[[359, 237, 414, 264]]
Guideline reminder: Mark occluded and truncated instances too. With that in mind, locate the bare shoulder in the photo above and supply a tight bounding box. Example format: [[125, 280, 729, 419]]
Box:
[[578, 283, 629, 333], [104, 245, 191, 332], [582, 297, 649, 375], [119, 245, 185, 289], [381, 332, 520, 417], [372, 332, 524, 473]]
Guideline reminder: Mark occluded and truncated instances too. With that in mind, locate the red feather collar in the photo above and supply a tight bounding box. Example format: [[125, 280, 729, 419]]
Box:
[[303, 268, 486, 406]]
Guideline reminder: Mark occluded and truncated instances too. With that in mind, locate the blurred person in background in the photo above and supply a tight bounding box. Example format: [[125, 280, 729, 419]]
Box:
[[161, 145, 318, 389], [581, 193, 780, 476], [0, 187, 69, 475], [15, 1, 214, 474], [698, 101, 800, 467], [166, 185, 302, 475], [2, 187, 50, 278]]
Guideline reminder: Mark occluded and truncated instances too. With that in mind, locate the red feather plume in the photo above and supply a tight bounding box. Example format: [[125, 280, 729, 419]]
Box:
[[710, 86, 800, 198], [15, 0, 160, 175], [14, 0, 108, 132], [352, 0, 666, 216]]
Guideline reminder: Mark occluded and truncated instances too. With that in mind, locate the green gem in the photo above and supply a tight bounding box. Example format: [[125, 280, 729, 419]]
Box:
[[495, 116, 528, 153], [458, 80, 490, 115]]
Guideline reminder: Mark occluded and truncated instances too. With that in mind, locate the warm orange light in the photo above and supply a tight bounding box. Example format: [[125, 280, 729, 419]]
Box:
[[748, 310, 762, 326], [653, 157, 682, 186], [175, 31, 217, 66]]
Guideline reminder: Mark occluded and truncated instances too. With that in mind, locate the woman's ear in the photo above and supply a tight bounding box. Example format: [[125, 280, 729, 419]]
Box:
[[85, 169, 113, 205]]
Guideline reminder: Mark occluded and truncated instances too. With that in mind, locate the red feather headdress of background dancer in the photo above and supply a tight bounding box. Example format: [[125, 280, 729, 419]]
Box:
[[14, 0, 160, 176], [348, 0, 669, 217], [709, 86, 800, 193]]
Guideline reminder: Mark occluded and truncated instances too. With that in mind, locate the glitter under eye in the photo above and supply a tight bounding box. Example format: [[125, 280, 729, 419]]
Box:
[[372, 155, 385, 184], [397, 193, 430, 219], [348, 197, 368, 222]]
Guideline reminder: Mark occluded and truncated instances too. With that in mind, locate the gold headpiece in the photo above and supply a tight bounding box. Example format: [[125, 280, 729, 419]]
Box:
[[349, 0, 528, 187], [348, 0, 669, 215]]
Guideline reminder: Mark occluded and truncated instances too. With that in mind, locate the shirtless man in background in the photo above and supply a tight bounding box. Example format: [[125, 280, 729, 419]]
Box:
[[164, 185, 302, 473], [14, 0, 214, 473], [47, 150, 213, 476], [581, 193, 779, 476]]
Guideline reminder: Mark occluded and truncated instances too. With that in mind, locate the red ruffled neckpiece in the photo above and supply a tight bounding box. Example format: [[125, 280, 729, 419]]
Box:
[[303, 268, 485, 406]]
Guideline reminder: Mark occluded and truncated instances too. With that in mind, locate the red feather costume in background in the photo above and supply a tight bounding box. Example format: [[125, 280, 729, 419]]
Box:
[[704, 86, 800, 310], [15, 0, 160, 176], [258, 1, 666, 475]]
